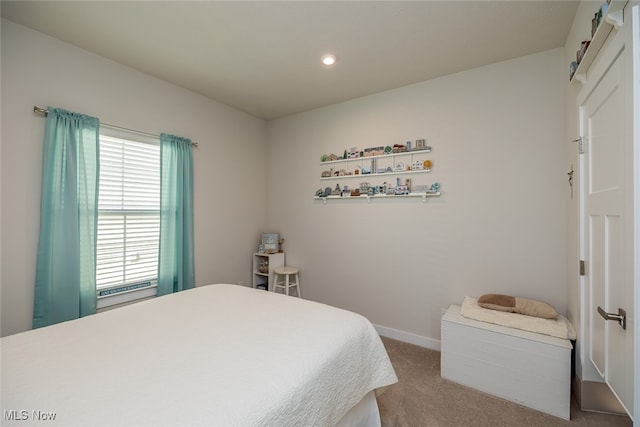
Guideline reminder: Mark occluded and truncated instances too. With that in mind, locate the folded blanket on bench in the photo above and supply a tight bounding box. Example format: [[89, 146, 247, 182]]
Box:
[[460, 296, 576, 340]]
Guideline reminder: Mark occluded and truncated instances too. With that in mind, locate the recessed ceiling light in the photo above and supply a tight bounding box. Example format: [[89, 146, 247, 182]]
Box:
[[321, 54, 337, 66]]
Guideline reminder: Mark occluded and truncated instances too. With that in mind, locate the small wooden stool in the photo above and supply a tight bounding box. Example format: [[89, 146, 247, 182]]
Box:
[[272, 266, 301, 298]]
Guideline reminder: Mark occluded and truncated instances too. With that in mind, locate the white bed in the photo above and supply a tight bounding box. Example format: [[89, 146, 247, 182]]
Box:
[[1, 284, 397, 426]]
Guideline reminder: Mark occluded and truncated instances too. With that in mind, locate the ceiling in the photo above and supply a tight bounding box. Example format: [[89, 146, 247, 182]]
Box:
[[1, 1, 578, 121]]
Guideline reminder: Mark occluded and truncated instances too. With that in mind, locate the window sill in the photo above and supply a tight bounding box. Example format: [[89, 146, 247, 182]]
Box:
[[97, 283, 157, 311]]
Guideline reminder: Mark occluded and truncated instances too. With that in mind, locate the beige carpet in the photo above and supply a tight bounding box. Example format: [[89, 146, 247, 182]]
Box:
[[377, 337, 632, 427]]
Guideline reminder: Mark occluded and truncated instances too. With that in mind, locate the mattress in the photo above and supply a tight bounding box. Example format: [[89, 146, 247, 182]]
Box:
[[1, 284, 397, 426]]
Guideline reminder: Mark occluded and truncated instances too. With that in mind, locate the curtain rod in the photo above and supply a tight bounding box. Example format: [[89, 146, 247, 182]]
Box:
[[33, 106, 198, 148]]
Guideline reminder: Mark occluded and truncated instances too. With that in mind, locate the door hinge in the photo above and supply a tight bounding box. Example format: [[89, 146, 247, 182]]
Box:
[[572, 137, 584, 154], [579, 260, 585, 276]]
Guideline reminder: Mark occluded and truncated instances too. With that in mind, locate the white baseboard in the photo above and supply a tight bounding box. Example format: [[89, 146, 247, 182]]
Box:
[[373, 324, 441, 351]]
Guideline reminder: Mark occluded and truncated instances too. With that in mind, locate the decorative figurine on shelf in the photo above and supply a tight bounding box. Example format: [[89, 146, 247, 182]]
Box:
[[262, 233, 279, 254], [569, 61, 578, 81], [428, 182, 441, 193], [323, 187, 332, 197], [259, 259, 269, 273], [315, 188, 325, 197], [332, 184, 341, 196], [394, 185, 409, 195], [278, 237, 285, 253]]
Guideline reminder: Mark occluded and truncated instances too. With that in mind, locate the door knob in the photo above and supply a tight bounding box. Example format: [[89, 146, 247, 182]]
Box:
[[597, 306, 627, 330]]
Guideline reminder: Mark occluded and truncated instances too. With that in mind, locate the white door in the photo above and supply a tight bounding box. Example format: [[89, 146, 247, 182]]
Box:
[[580, 42, 634, 417]]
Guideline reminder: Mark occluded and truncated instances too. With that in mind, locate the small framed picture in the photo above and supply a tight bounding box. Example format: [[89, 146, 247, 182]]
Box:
[[262, 233, 279, 253]]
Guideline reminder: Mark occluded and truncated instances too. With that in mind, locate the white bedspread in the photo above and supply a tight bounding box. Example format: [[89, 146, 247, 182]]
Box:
[[1, 284, 397, 426], [460, 296, 576, 340]]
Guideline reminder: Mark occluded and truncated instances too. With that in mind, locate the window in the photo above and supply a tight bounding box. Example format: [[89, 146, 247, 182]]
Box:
[[96, 133, 160, 303]]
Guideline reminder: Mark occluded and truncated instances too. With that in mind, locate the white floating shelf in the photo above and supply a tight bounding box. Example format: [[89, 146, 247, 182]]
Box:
[[571, 0, 628, 85], [320, 148, 431, 166], [314, 192, 441, 204], [320, 169, 432, 180]]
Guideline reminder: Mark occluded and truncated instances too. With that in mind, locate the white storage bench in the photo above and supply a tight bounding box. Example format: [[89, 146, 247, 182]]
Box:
[[441, 305, 573, 420]]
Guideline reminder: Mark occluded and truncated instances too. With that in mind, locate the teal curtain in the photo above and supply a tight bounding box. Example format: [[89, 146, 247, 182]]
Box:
[[33, 107, 100, 328], [158, 133, 195, 296]]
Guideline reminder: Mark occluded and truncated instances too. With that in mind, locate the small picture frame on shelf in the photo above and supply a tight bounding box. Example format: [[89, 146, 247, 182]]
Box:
[[262, 233, 279, 253]]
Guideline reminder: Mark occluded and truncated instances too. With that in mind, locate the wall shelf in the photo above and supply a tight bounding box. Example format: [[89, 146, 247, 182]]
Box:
[[314, 192, 440, 204], [320, 148, 431, 166], [318, 145, 439, 203], [320, 149, 433, 179], [320, 169, 432, 180], [571, 0, 628, 85]]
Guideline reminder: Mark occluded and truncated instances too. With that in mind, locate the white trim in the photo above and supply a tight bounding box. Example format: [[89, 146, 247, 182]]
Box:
[[97, 281, 157, 299], [96, 284, 157, 310], [373, 324, 441, 351], [631, 3, 640, 422], [99, 123, 159, 146]]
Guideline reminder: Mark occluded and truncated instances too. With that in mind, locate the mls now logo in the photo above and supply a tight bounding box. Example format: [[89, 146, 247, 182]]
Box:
[[4, 409, 57, 421]]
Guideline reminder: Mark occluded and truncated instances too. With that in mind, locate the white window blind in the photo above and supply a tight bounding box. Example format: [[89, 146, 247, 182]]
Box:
[[96, 135, 160, 290]]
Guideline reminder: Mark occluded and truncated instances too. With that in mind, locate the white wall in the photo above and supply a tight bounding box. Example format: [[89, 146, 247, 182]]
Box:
[[0, 20, 268, 336], [267, 48, 567, 347]]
